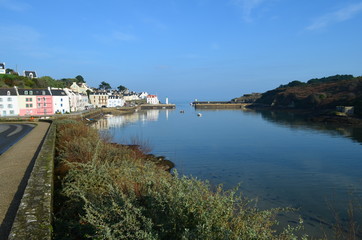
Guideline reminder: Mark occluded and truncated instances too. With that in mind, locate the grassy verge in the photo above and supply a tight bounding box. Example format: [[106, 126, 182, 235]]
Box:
[[53, 119, 307, 240]]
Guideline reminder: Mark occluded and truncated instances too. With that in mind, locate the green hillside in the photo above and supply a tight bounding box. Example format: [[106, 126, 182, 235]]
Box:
[[254, 75, 362, 116], [0, 74, 84, 89]]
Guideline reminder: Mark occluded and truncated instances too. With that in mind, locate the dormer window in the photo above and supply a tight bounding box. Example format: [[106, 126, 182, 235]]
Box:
[[42, 91, 46, 95], [24, 91, 28, 95], [7, 91, 10, 96], [29, 91, 33, 95]]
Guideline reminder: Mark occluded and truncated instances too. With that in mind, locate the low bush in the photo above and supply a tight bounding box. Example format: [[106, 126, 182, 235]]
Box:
[[53, 120, 306, 240]]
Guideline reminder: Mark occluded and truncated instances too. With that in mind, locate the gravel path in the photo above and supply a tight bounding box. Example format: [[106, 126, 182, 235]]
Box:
[[0, 122, 50, 239]]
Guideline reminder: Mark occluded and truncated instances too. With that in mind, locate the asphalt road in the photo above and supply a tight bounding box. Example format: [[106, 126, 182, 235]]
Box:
[[0, 122, 50, 239], [0, 124, 35, 155]]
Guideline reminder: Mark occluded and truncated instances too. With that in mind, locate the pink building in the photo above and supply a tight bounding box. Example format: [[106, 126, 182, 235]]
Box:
[[17, 88, 53, 116]]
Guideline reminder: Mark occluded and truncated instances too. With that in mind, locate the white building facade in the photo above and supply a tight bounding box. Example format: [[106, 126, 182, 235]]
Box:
[[107, 96, 125, 108], [0, 88, 19, 116], [51, 88, 70, 114], [0, 63, 6, 74], [146, 95, 159, 104]]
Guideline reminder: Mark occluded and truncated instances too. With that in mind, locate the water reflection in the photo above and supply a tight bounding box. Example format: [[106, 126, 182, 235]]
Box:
[[100, 106, 362, 239], [255, 110, 362, 144], [94, 110, 164, 130]]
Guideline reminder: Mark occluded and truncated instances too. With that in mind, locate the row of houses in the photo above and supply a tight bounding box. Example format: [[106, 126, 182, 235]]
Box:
[[0, 86, 160, 117], [0, 87, 84, 117]]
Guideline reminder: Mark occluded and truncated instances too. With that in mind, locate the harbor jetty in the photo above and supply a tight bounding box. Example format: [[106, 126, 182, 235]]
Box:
[[192, 101, 251, 109], [140, 104, 176, 110]]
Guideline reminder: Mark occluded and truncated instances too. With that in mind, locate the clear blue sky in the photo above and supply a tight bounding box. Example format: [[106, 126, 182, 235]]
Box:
[[1, 0, 362, 102]]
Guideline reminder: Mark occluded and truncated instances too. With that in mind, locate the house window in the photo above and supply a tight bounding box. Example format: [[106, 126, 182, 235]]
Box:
[[24, 91, 28, 95], [8, 104, 12, 108], [61, 98, 63, 102], [10, 110, 14, 115], [60, 104, 63, 107], [0, 104, 3, 108], [43, 97, 46, 101], [42, 91, 46, 95], [38, 103, 41, 108], [29, 91, 33, 95], [7, 97, 12, 102], [30, 104, 33, 108], [2, 110, 6, 115], [26, 104, 29, 108], [44, 103, 47, 107], [38, 98, 41, 102], [0, 98, 2, 102], [7, 91, 10, 96]]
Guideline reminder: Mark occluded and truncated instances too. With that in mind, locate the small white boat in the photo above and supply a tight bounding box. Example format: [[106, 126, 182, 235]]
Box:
[[104, 114, 113, 118], [197, 113, 202, 117]]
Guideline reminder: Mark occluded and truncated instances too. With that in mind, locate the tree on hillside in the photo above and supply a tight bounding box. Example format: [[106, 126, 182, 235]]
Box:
[[117, 85, 127, 92], [60, 78, 76, 88], [307, 74, 354, 84], [5, 68, 17, 75], [279, 80, 305, 88], [36, 76, 66, 88], [99, 81, 112, 90], [75, 75, 85, 83]]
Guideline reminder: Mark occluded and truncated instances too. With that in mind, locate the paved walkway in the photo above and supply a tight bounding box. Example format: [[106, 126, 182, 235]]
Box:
[[0, 122, 50, 240]]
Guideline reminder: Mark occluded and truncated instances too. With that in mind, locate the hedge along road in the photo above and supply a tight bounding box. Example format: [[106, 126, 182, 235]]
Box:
[[0, 122, 50, 240]]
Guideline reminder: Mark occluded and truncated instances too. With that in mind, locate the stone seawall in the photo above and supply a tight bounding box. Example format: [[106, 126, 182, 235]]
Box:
[[140, 104, 176, 110], [194, 103, 251, 109], [8, 122, 55, 240]]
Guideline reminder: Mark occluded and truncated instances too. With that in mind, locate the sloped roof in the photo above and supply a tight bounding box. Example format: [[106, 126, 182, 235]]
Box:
[[24, 71, 37, 78], [17, 88, 51, 95], [51, 89, 67, 96], [0, 63, 5, 69], [0, 88, 17, 96]]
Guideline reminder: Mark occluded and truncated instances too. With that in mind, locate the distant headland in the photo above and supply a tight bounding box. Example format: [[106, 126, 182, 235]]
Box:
[[193, 74, 362, 124]]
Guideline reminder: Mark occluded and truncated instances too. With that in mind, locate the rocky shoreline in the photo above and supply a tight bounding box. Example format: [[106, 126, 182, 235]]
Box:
[[112, 143, 175, 172]]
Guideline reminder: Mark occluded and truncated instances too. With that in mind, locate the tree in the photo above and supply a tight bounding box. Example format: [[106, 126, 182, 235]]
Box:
[[99, 81, 111, 90], [75, 75, 85, 83], [5, 68, 15, 74], [117, 85, 127, 92]]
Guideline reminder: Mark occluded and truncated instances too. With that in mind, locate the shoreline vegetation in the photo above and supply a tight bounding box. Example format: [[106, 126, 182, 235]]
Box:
[[53, 119, 308, 240], [193, 74, 362, 125]]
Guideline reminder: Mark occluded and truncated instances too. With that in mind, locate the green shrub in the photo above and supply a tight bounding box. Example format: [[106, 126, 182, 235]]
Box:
[[53, 120, 306, 240]]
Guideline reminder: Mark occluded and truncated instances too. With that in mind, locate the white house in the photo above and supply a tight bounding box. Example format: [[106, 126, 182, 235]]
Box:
[[70, 82, 92, 94], [0, 88, 19, 116], [24, 71, 37, 79], [138, 92, 148, 99], [63, 88, 78, 112], [123, 92, 140, 101], [0, 63, 6, 74], [50, 88, 70, 114], [107, 96, 125, 108], [79, 93, 90, 110], [146, 95, 159, 104]]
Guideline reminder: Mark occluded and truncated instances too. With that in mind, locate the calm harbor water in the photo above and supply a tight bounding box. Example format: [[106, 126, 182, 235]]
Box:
[[97, 104, 362, 238]]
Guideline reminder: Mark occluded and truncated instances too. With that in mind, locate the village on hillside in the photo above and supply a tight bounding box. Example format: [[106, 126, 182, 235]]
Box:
[[0, 62, 165, 117]]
